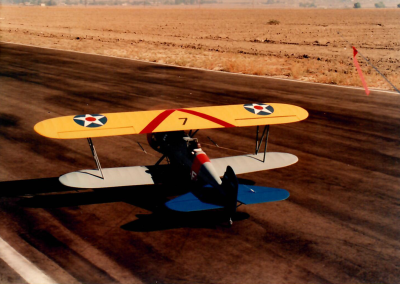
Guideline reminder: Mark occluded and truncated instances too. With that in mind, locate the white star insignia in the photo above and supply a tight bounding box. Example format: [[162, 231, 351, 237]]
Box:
[[74, 114, 106, 127], [244, 104, 273, 115]]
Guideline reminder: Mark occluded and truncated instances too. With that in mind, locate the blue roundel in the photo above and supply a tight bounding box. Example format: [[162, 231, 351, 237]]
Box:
[[73, 114, 107, 128], [243, 103, 274, 115]]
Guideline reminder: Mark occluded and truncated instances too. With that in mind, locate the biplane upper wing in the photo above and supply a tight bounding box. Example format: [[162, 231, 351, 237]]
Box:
[[34, 103, 308, 139]]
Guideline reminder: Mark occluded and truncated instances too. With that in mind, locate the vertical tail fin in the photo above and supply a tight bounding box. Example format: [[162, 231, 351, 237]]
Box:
[[221, 166, 239, 225]]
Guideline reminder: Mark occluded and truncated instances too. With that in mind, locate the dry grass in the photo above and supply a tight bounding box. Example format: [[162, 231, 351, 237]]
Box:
[[1, 6, 399, 91]]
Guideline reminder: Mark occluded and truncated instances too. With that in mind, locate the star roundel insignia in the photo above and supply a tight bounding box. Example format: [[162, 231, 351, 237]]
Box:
[[73, 114, 108, 128], [243, 103, 274, 115]]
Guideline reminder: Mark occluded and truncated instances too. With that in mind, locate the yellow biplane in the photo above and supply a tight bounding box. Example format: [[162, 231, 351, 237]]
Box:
[[35, 103, 308, 225]]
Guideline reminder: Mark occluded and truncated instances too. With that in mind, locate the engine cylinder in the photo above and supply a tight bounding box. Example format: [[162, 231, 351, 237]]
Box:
[[147, 131, 188, 153]]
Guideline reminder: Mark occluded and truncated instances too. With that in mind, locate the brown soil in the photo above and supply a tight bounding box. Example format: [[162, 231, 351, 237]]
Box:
[[1, 6, 399, 91]]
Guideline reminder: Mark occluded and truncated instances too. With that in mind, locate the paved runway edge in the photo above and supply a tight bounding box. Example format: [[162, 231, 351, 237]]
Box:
[[1, 41, 397, 95]]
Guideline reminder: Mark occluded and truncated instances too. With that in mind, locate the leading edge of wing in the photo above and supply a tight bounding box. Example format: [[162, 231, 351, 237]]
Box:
[[34, 103, 308, 139]]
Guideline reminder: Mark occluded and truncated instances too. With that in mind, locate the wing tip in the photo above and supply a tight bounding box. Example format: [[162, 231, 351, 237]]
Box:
[[34, 120, 58, 139], [294, 105, 309, 122]]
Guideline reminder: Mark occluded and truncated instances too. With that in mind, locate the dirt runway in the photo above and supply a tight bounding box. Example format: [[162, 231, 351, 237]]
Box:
[[0, 42, 399, 284]]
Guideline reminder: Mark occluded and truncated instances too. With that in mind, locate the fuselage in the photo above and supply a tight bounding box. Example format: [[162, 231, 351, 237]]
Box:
[[147, 131, 222, 189]]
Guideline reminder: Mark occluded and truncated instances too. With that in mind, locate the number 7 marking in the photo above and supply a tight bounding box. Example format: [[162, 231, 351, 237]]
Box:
[[179, 118, 188, 125]]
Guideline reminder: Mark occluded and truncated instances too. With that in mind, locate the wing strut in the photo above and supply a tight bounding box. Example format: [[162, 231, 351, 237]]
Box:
[[255, 125, 270, 163], [87, 138, 104, 179], [155, 154, 166, 166], [189, 129, 199, 138]]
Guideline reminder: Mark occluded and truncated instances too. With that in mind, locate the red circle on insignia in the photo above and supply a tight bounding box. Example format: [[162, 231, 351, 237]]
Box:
[[254, 106, 263, 110], [86, 117, 96, 121]]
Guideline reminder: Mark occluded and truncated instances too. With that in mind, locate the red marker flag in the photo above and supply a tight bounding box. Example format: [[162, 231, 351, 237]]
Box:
[[352, 46, 370, 96]]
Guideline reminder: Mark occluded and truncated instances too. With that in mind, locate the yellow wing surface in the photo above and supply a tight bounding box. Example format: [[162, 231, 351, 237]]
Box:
[[34, 103, 308, 139]]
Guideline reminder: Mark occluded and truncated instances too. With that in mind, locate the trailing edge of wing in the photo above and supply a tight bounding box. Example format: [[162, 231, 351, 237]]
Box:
[[34, 103, 308, 139]]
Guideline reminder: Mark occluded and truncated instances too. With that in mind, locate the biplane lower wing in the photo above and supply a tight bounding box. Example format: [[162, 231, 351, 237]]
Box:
[[165, 185, 289, 212], [211, 152, 298, 176], [59, 152, 296, 188], [59, 166, 160, 188]]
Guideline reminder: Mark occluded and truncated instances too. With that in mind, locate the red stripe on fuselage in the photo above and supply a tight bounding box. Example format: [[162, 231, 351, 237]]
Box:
[[191, 153, 210, 181]]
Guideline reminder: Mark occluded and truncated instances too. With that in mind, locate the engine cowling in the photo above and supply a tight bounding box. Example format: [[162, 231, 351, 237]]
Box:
[[147, 131, 189, 154], [147, 133, 163, 153]]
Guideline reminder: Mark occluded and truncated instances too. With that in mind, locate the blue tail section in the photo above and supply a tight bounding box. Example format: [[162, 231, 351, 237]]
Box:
[[165, 184, 289, 212], [237, 184, 289, 205], [165, 192, 223, 212]]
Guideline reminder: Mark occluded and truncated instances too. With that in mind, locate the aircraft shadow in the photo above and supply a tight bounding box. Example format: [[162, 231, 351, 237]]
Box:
[[1, 177, 252, 230], [121, 210, 250, 232], [15, 183, 188, 211], [0, 177, 73, 197]]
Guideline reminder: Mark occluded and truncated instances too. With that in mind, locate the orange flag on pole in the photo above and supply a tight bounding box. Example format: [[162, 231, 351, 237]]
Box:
[[352, 46, 370, 96]]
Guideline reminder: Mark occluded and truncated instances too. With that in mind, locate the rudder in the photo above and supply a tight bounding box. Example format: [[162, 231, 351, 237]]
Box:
[[221, 166, 239, 225]]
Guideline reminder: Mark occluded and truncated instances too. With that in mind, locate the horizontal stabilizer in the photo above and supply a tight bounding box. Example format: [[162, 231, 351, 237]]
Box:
[[165, 192, 223, 212], [165, 184, 289, 212], [237, 184, 289, 205], [211, 152, 298, 176]]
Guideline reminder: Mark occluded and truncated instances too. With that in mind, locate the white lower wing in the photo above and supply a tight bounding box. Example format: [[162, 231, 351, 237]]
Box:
[[59, 166, 156, 188], [211, 152, 298, 176], [59, 152, 297, 188]]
